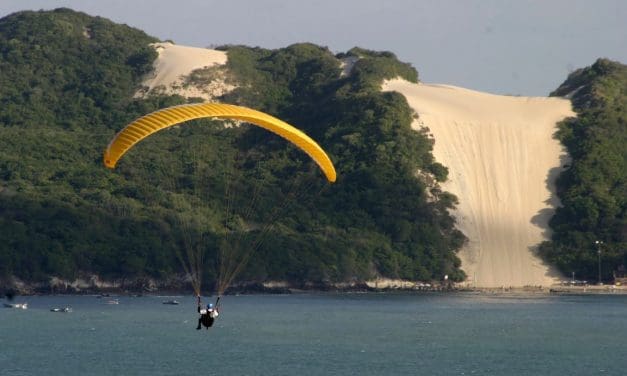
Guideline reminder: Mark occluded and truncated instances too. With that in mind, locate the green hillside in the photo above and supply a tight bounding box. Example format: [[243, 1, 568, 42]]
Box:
[[0, 9, 465, 291], [541, 59, 627, 282]]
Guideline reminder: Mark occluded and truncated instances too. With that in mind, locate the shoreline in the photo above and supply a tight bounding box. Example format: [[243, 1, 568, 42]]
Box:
[[3, 279, 627, 298]]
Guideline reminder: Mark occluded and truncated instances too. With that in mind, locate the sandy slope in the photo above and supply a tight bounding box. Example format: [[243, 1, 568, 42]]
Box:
[[136, 42, 234, 100], [383, 79, 575, 287]]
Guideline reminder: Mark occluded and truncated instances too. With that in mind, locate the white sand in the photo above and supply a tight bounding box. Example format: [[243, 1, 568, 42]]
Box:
[[136, 42, 234, 100], [383, 79, 576, 287]]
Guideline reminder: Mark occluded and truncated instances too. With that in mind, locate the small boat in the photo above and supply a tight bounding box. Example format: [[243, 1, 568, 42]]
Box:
[[162, 300, 180, 305], [50, 307, 72, 313], [104, 299, 119, 305], [3, 303, 28, 309]]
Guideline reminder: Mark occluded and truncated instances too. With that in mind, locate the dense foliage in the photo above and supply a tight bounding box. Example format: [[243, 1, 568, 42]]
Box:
[[539, 59, 627, 282], [219, 43, 464, 284], [0, 9, 466, 290], [0, 8, 173, 281]]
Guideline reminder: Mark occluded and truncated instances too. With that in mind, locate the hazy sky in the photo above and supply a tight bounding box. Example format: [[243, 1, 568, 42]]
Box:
[[1, 0, 625, 96]]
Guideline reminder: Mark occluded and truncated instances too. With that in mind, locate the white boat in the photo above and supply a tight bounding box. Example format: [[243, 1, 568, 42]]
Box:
[[162, 300, 180, 305], [50, 307, 72, 312], [105, 299, 119, 305], [3, 303, 28, 309]]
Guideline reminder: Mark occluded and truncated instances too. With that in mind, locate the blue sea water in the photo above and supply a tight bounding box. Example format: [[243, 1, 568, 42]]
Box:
[[1, 293, 626, 376]]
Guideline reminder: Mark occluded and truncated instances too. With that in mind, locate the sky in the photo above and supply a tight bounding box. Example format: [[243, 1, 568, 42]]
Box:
[[1, 0, 625, 96]]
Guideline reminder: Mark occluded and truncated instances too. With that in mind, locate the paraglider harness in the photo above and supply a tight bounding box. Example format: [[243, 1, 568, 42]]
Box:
[[197, 296, 220, 330]]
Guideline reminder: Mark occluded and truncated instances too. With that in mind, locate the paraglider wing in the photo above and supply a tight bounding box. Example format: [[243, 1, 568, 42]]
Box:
[[103, 103, 336, 182]]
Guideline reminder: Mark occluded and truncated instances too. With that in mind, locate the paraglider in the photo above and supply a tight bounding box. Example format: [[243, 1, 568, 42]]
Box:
[[104, 102, 336, 329], [196, 295, 219, 330], [104, 103, 336, 182]]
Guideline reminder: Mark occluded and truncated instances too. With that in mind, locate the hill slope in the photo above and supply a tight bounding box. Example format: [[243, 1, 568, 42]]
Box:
[[0, 9, 464, 291], [540, 59, 627, 283], [2, 9, 623, 291]]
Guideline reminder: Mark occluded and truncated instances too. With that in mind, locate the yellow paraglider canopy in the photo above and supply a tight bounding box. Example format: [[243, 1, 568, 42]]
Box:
[[103, 102, 336, 182]]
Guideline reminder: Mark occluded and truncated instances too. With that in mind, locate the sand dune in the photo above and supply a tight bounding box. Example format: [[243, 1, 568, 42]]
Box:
[[136, 42, 234, 100], [383, 79, 575, 287]]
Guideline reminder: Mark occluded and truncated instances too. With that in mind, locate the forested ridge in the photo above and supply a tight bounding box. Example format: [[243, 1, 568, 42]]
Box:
[[2, 9, 623, 291], [540, 59, 627, 283], [0, 9, 465, 291]]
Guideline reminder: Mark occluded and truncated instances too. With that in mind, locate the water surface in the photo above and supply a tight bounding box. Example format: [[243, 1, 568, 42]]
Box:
[[2, 293, 625, 375]]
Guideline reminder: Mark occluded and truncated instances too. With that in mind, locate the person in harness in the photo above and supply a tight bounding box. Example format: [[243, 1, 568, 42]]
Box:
[[196, 295, 219, 330]]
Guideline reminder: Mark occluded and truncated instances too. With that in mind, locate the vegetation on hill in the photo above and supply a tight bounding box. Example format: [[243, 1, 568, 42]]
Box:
[[0, 9, 465, 291], [540, 59, 627, 283]]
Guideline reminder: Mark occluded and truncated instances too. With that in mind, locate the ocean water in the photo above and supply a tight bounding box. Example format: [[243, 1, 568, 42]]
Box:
[[1, 293, 626, 376]]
